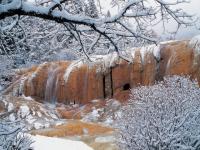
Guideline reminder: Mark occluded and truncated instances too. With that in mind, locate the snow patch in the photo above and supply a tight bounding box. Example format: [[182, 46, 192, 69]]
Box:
[[31, 135, 93, 150], [7, 103, 14, 111], [140, 44, 160, 63], [9, 113, 15, 121], [91, 52, 119, 73], [34, 122, 43, 130], [22, 95, 34, 101], [18, 105, 30, 118], [160, 40, 179, 45], [18, 76, 27, 95], [63, 60, 83, 83], [37, 111, 42, 118], [95, 136, 115, 143], [104, 117, 113, 125], [26, 115, 36, 124], [0, 85, 3, 91], [82, 109, 100, 122]]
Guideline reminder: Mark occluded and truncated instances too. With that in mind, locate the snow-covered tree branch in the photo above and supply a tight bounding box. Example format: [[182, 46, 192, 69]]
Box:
[[0, 0, 195, 61], [115, 76, 200, 150]]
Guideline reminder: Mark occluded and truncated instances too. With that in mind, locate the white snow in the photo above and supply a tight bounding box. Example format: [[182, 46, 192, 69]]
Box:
[[37, 111, 42, 117], [18, 105, 30, 118], [63, 60, 83, 83], [0, 0, 21, 13], [140, 44, 160, 63], [82, 108, 100, 122], [7, 103, 14, 111], [34, 122, 43, 129], [55, 121, 64, 126], [189, 34, 200, 54], [49, 112, 58, 119], [26, 115, 36, 124], [160, 40, 179, 45], [104, 117, 113, 125], [9, 113, 15, 121], [95, 136, 115, 143], [22, 94, 34, 101], [18, 76, 27, 95], [103, 52, 119, 68], [0, 85, 3, 91], [90, 52, 119, 69], [31, 135, 93, 150], [90, 52, 120, 73]]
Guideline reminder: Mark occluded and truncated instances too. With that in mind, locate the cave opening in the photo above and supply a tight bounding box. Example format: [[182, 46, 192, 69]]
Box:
[[123, 83, 131, 91]]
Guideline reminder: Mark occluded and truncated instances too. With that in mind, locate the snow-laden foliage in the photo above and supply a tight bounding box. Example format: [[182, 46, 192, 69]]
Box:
[[0, 112, 33, 150], [116, 76, 200, 150], [0, 0, 195, 63]]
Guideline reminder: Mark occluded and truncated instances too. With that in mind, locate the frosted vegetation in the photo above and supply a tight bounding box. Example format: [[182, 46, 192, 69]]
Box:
[[116, 76, 200, 150], [0, 0, 199, 150], [0, 111, 33, 150], [0, 0, 195, 65]]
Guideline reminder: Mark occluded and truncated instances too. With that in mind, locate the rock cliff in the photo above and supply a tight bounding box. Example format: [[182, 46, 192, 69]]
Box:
[[4, 36, 200, 104]]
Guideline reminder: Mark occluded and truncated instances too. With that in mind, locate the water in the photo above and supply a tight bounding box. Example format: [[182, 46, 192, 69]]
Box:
[[45, 64, 59, 104]]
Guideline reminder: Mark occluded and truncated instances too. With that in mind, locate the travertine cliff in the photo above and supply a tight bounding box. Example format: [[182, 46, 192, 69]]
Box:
[[5, 36, 200, 103]]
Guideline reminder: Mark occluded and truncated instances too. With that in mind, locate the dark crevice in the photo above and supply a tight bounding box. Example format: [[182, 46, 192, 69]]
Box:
[[110, 68, 113, 97], [103, 75, 106, 98], [123, 83, 130, 91], [103, 68, 113, 99]]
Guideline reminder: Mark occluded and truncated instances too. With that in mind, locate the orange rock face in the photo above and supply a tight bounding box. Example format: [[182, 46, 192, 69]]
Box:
[[7, 40, 200, 104]]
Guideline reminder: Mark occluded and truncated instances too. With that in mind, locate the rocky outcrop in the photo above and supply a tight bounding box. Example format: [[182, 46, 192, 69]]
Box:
[[5, 36, 200, 104]]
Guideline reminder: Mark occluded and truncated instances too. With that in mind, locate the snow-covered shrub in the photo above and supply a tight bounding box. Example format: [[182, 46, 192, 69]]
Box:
[[0, 112, 33, 150], [116, 76, 200, 150]]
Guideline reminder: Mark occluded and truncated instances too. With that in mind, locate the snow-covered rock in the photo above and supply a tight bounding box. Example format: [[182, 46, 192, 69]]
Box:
[[0, 95, 60, 130], [18, 105, 30, 118]]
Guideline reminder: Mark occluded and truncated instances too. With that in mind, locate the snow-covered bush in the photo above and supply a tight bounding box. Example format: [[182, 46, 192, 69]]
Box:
[[0, 112, 33, 150], [116, 76, 200, 150]]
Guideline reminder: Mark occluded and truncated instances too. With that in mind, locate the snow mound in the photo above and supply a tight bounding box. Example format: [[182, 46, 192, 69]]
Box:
[[31, 135, 93, 150], [189, 35, 200, 54]]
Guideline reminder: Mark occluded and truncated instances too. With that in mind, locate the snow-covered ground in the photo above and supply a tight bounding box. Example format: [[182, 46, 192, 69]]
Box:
[[31, 135, 93, 150]]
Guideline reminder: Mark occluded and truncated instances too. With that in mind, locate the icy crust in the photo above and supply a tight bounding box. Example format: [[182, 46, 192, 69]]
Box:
[[189, 34, 200, 54]]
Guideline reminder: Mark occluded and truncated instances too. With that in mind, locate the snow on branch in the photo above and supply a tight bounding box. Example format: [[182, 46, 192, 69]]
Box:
[[0, 0, 195, 61]]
